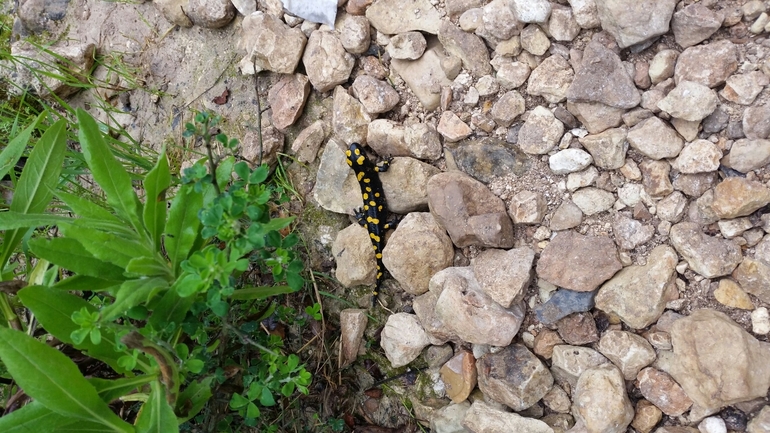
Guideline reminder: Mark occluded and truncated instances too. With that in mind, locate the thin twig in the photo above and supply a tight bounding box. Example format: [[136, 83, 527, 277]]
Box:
[[252, 64, 264, 166], [222, 320, 279, 357]]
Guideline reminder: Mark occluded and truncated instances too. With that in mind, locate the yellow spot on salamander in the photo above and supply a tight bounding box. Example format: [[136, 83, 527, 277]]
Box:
[[346, 159, 353, 166], [376, 253, 382, 259], [357, 171, 365, 181], [363, 178, 370, 183], [378, 205, 383, 211], [374, 192, 380, 198], [356, 155, 365, 165], [377, 272, 383, 279], [369, 201, 377, 206], [345, 150, 351, 157], [354, 148, 361, 155], [363, 205, 369, 211], [363, 193, 368, 200], [366, 187, 372, 192], [372, 245, 377, 250], [366, 216, 380, 225], [369, 233, 381, 243]]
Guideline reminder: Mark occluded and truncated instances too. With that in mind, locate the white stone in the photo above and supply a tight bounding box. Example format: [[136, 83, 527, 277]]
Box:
[[549, 149, 593, 175], [752, 307, 770, 335]]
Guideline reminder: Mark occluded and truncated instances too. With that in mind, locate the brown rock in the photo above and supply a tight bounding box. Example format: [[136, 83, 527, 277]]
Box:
[[533, 329, 564, 359], [714, 278, 755, 310], [732, 258, 770, 304], [711, 177, 770, 219], [632, 399, 663, 433], [670, 222, 742, 279], [440, 350, 477, 403], [268, 74, 311, 132], [437, 21, 491, 77], [639, 159, 674, 198], [537, 231, 622, 292], [340, 309, 368, 367], [291, 120, 327, 163], [637, 367, 693, 416], [476, 344, 554, 411], [351, 75, 400, 114], [437, 111, 472, 143], [556, 312, 599, 345], [471, 247, 535, 308], [674, 40, 739, 88], [567, 41, 641, 109], [573, 365, 635, 433]]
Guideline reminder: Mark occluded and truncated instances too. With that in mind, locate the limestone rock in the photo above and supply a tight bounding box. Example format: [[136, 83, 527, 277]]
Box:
[[598, 330, 656, 380], [382, 212, 453, 296], [671, 139, 722, 174], [721, 71, 770, 106], [476, 344, 554, 411], [670, 222, 742, 279], [437, 111, 472, 143], [332, 86, 371, 145], [721, 139, 770, 173], [537, 231, 622, 292], [713, 279, 755, 310], [440, 350, 477, 403], [578, 127, 628, 170], [365, 0, 442, 34], [187, 0, 235, 28], [291, 120, 327, 163], [511, 0, 552, 23], [303, 31, 355, 92], [434, 267, 525, 346], [657, 80, 718, 122], [268, 74, 311, 132], [572, 187, 616, 215], [671, 3, 724, 48], [551, 345, 610, 387], [518, 106, 565, 155], [569, 0, 601, 29], [387, 32, 427, 60], [340, 309, 367, 367], [490, 91, 526, 127], [471, 247, 535, 308], [391, 38, 454, 111], [463, 400, 555, 433], [238, 12, 307, 74], [526, 54, 575, 103], [573, 364, 635, 433], [336, 13, 371, 54], [711, 177, 770, 219], [332, 224, 376, 288], [596, 245, 678, 329], [438, 21, 491, 77], [660, 309, 770, 413], [567, 41, 640, 109], [732, 258, 770, 304], [637, 367, 693, 416], [627, 117, 683, 160], [612, 214, 654, 250], [595, 0, 677, 48], [674, 40, 739, 88], [380, 313, 431, 368], [351, 75, 400, 114], [549, 149, 593, 175], [743, 105, 770, 140]]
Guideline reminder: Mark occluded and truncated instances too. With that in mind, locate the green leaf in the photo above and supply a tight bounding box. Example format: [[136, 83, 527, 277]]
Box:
[[185, 358, 204, 374], [245, 402, 260, 419], [0, 118, 68, 267], [260, 216, 295, 233], [18, 286, 124, 372], [89, 375, 156, 404], [215, 156, 235, 190], [0, 211, 73, 230], [76, 108, 144, 235], [286, 272, 304, 292], [0, 327, 133, 432], [0, 111, 43, 181], [249, 164, 269, 184], [229, 285, 295, 301], [143, 151, 171, 250], [28, 237, 127, 281], [59, 222, 151, 269], [56, 190, 124, 225], [100, 277, 168, 322], [260, 387, 276, 407], [229, 393, 249, 410], [135, 380, 179, 433], [125, 256, 171, 278], [175, 377, 213, 423], [165, 184, 202, 274], [53, 275, 121, 293], [0, 401, 86, 433], [148, 288, 195, 331]]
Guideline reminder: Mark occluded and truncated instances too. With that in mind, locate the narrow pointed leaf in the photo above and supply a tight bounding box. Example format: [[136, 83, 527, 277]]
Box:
[[53, 275, 121, 293], [134, 380, 179, 433], [56, 190, 124, 225], [88, 375, 156, 404], [0, 211, 73, 229], [75, 108, 144, 235], [164, 184, 202, 274], [59, 222, 151, 269], [0, 327, 133, 432], [0, 401, 83, 433], [143, 151, 171, 250], [100, 278, 167, 322], [230, 285, 294, 301], [148, 288, 195, 331], [175, 377, 213, 423], [28, 237, 127, 281], [1, 118, 68, 267], [18, 285, 124, 372], [0, 111, 43, 180], [125, 256, 172, 278]]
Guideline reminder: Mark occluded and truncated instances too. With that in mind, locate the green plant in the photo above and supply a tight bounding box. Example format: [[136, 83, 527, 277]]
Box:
[[0, 108, 310, 431]]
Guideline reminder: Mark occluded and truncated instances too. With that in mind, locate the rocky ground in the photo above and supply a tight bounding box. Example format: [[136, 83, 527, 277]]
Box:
[[6, 0, 770, 432]]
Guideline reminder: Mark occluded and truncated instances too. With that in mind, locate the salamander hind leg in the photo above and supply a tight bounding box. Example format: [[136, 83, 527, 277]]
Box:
[[382, 215, 404, 231], [374, 156, 393, 173]]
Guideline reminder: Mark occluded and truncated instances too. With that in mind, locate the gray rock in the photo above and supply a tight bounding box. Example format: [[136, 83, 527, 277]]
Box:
[[657, 80, 718, 122], [382, 213, 453, 295], [340, 309, 368, 367], [434, 267, 525, 346], [351, 75, 400, 114], [659, 309, 770, 413], [550, 199, 583, 231], [332, 224, 377, 288], [743, 105, 770, 140], [381, 313, 431, 367], [702, 105, 729, 134], [490, 91, 526, 127], [578, 127, 628, 170], [671, 139, 722, 174], [314, 140, 369, 214], [598, 330, 656, 380], [268, 74, 311, 132], [674, 40, 739, 88], [639, 159, 674, 198], [518, 106, 564, 154], [335, 13, 371, 55], [648, 49, 678, 85], [438, 21, 491, 77], [671, 3, 724, 48], [391, 38, 454, 110], [732, 258, 770, 304], [627, 117, 684, 160], [673, 172, 718, 197], [447, 137, 530, 184], [511, 0, 552, 23], [462, 400, 555, 433], [481, 0, 523, 40], [366, 0, 442, 34], [547, 5, 581, 41], [520, 24, 551, 56], [573, 365, 635, 433], [567, 41, 641, 109], [526, 54, 575, 103], [471, 247, 535, 308], [612, 214, 654, 250], [722, 139, 770, 173], [595, 0, 677, 48], [721, 71, 770, 106], [537, 231, 622, 292], [187, 0, 235, 28], [657, 191, 688, 223], [238, 12, 307, 74], [670, 222, 742, 279], [567, 101, 625, 134], [572, 187, 616, 215], [535, 289, 595, 325], [476, 345, 553, 411], [414, 277, 458, 345], [568, 0, 601, 29], [711, 177, 770, 219], [551, 345, 610, 387], [432, 402, 472, 433], [387, 32, 427, 60], [596, 245, 679, 329], [332, 86, 371, 145], [549, 149, 593, 175], [303, 31, 355, 92]]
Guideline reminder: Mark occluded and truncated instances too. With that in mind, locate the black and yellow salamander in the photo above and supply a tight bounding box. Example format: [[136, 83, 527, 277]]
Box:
[[345, 142, 400, 306]]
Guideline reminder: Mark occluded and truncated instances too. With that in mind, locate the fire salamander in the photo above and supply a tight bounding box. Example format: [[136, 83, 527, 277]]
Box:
[[345, 142, 400, 306]]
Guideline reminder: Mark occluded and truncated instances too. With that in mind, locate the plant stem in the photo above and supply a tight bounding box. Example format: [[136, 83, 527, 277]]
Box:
[[0, 293, 22, 331]]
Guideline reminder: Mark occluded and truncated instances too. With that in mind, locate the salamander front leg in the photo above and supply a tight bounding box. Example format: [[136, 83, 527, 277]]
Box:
[[374, 156, 393, 173], [354, 207, 366, 227]]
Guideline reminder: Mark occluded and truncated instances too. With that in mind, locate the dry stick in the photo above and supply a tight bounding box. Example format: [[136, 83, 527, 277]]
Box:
[[252, 66, 264, 166]]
